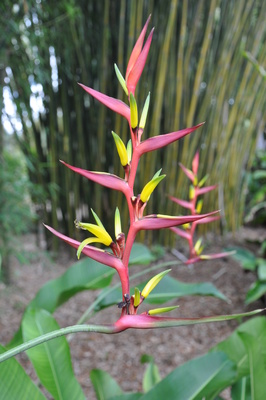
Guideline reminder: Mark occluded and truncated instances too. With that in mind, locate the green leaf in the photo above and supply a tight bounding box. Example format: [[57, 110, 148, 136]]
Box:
[[139, 352, 236, 399], [128, 243, 158, 265], [141, 355, 161, 393], [0, 344, 46, 400], [8, 257, 115, 348], [111, 395, 142, 400], [90, 369, 123, 400], [95, 275, 226, 311], [142, 275, 227, 303], [231, 377, 251, 400], [213, 317, 266, 381], [225, 247, 257, 270], [257, 259, 266, 280], [238, 331, 266, 400], [238, 329, 266, 400], [22, 308, 85, 400], [245, 281, 266, 304]]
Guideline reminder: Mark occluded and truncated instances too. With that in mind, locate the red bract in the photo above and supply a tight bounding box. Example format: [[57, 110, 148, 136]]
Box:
[[44, 224, 123, 271], [60, 161, 129, 195], [126, 15, 153, 96], [137, 123, 204, 155], [78, 84, 131, 124], [134, 211, 219, 231]]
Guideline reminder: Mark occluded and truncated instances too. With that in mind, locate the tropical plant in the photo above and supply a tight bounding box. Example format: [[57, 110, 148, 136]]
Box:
[[1, 1, 264, 247], [0, 15, 264, 400]]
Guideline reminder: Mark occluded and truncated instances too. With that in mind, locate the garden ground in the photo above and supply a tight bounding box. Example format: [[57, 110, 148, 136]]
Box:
[[0, 228, 265, 399]]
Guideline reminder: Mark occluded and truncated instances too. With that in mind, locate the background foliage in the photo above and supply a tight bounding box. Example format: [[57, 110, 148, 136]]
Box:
[[1, 0, 265, 249]]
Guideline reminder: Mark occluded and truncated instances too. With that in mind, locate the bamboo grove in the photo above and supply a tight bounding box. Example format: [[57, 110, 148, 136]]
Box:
[[1, 0, 265, 249]]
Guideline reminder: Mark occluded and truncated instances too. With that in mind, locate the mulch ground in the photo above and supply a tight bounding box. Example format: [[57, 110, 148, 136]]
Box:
[[0, 228, 265, 399]]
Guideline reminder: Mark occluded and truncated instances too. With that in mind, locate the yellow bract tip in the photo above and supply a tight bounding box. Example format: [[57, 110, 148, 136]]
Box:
[[148, 306, 179, 315], [112, 131, 128, 167], [140, 174, 166, 203], [130, 93, 138, 129], [141, 269, 171, 299]]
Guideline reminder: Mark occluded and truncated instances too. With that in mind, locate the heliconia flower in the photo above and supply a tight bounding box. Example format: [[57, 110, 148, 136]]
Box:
[[139, 92, 150, 130], [44, 224, 123, 270], [126, 16, 154, 96], [169, 226, 191, 241], [194, 238, 204, 255], [192, 150, 199, 175], [135, 211, 219, 231], [134, 287, 141, 307], [126, 139, 132, 163], [130, 93, 138, 129], [147, 306, 179, 316], [60, 161, 129, 195], [196, 185, 218, 196], [168, 195, 193, 210], [196, 199, 203, 214], [195, 215, 220, 225], [137, 123, 204, 155], [198, 174, 209, 188], [114, 207, 122, 239], [114, 63, 128, 96], [140, 170, 166, 203], [141, 269, 171, 299], [179, 163, 195, 183], [78, 84, 131, 124], [112, 131, 128, 167], [125, 15, 151, 80], [185, 250, 236, 265], [75, 212, 113, 259]]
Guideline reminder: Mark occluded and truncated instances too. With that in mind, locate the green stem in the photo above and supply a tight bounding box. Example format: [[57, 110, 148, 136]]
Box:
[[0, 324, 117, 363]]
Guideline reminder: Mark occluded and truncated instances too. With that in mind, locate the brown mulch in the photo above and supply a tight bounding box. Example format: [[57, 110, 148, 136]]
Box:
[[0, 228, 264, 399]]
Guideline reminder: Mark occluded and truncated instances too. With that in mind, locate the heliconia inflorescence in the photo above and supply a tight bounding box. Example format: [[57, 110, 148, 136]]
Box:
[[169, 151, 234, 264], [45, 16, 227, 322]]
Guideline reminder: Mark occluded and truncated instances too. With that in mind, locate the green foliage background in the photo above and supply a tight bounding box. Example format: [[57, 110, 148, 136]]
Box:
[[1, 0, 265, 248]]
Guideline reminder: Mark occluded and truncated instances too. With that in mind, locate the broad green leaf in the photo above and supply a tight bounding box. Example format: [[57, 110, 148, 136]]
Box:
[[90, 369, 123, 399], [245, 281, 266, 304], [111, 395, 142, 400], [95, 275, 226, 311], [238, 331, 266, 400], [231, 377, 251, 400], [213, 317, 266, 380], [225, 247, 257, 270], [22, 308, 85, 400], [128, 243, 159, 265], [257, 259, 266, 280], [30, 258, 115, 312], [139, 351, 236, 400], [8, 257, 115, 348], [142, 275, 227, 303], [141, 355, 161, 393], [0, 344, 46, 400]]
